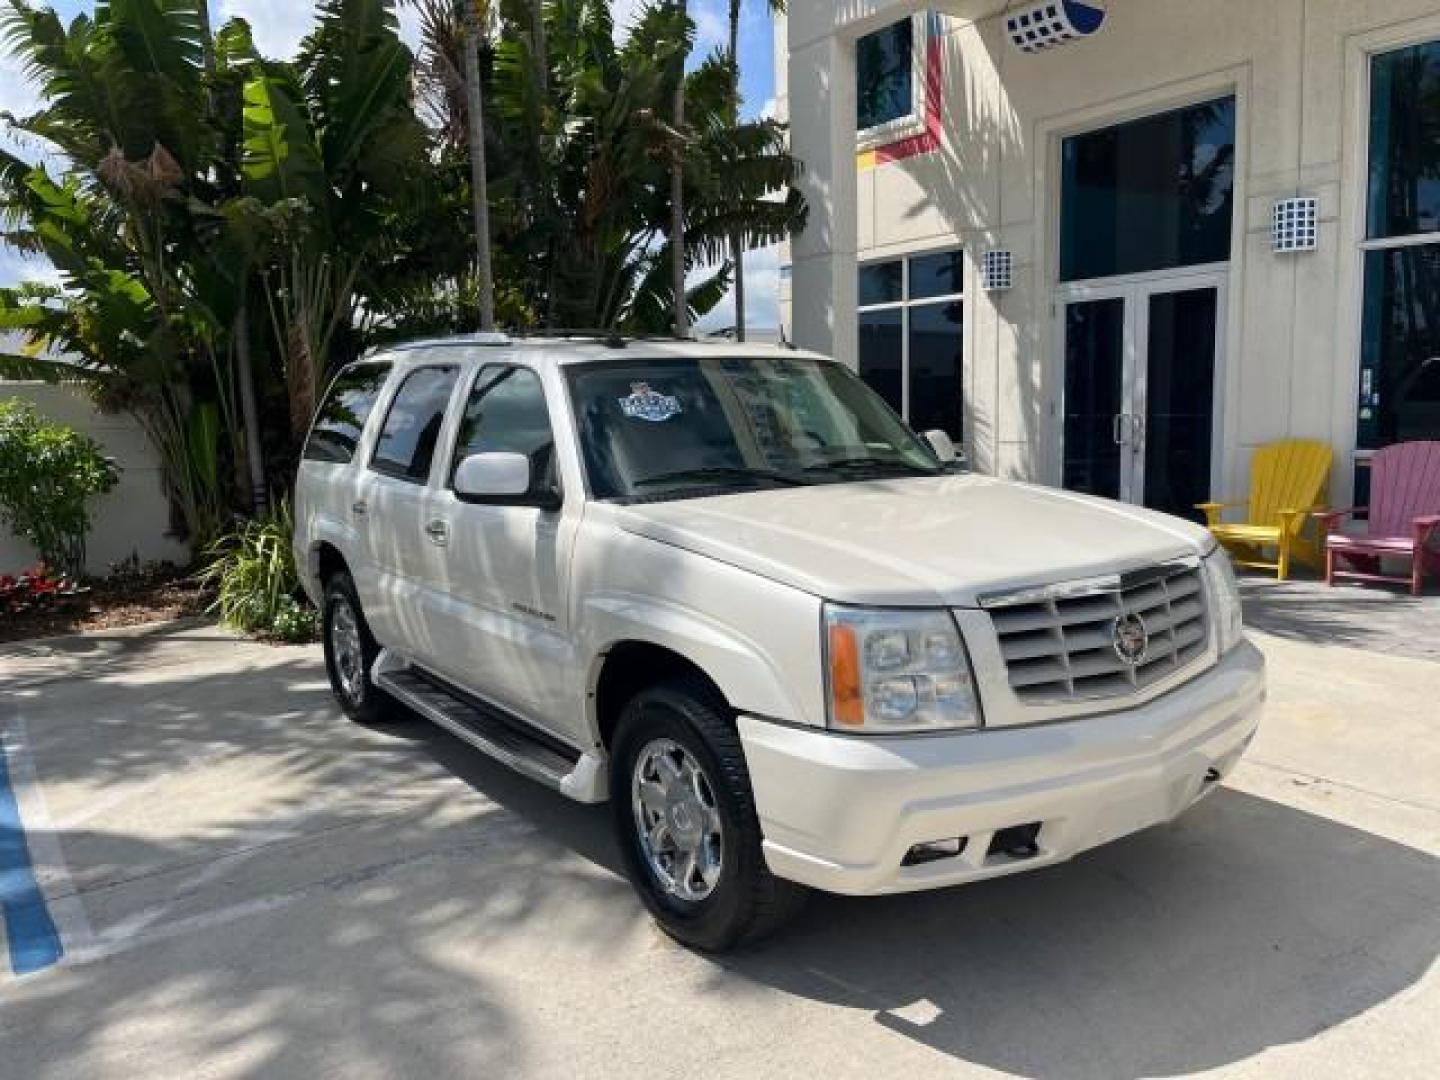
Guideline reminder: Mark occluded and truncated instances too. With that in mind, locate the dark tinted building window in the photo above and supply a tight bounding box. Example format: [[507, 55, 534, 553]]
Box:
[[909, 250, 965, 300], [1358, 246, 1440, 449], [303, 363, 391, 464], [1368, 41, 1440, 239], [1060, 97, 1236, 281], [908, 301, 963, 436], [858, 260, 903, 305], [857, 20, 913, 131], [370, 366, 459, 482], [858, 309, 903, 416], [856, 248, 964, 440]]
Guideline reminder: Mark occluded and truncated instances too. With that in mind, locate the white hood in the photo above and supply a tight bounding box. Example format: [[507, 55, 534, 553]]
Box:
[[616, 475, 1212, 607]]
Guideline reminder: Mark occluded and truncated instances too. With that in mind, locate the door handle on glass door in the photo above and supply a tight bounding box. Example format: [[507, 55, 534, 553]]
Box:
[[1112, 414, 1130, 445], [1130, 414, 1145, 450]]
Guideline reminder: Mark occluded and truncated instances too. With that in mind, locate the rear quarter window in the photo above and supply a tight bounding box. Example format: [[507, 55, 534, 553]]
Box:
[[303, 363, 393, 464]]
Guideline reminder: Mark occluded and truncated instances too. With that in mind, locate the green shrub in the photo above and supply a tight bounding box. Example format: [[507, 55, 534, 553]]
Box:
[[0, 400, 120, 576], [200, 502, 318, 643]]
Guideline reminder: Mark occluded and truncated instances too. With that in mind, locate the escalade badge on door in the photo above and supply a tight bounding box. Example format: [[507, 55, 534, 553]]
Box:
[[1112, 613, 1149, 666], [619, 383, 682, 422]]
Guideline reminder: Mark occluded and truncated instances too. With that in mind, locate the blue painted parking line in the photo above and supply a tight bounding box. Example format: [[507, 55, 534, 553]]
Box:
[[0, 738, 62, 975]]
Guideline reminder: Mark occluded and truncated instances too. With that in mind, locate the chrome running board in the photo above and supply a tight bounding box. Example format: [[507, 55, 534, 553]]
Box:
[[373, 651, 606, 802]]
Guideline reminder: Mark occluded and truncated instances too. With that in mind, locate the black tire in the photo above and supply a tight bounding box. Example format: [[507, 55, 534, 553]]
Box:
[[611, 677, 807, 952], [321, 571, 391, 724]]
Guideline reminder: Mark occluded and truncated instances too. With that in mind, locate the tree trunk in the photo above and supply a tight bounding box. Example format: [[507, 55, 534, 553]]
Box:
[[728, 0, 745, 342], [671, 0, 690, 338], [234, 302, 267, 515], [531, 0, 548, 96], [463, 1, 497, 331]]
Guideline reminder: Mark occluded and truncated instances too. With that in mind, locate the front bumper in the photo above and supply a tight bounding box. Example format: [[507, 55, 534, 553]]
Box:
[[740, 640, 1265, 895]]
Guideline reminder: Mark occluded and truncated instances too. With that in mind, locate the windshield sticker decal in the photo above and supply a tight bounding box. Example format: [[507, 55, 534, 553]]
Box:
[[619, 383, 683, 422]]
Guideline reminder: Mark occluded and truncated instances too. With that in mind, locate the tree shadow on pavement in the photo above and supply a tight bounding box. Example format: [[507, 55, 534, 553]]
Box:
[[717, 788, 1440, 1079], [4, 634, 1437, 1079]]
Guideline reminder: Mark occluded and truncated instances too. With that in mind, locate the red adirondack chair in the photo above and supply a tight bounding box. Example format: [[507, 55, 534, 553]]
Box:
[[1315, 441, 1440, 595]]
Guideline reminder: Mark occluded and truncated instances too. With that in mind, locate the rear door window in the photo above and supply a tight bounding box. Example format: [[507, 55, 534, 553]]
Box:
[[303, 362, 392, 464], [369, 366, 460, 483]]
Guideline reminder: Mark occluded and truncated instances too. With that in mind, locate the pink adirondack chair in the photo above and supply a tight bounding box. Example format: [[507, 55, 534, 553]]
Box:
[[1315, 441, 1440, 595]]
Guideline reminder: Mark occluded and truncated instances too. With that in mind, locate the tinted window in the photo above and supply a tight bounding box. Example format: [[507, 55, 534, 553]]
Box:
[[909, 250, 964, 300], [1358, 245, 1440, 449], [1368, 41, 1440, 239], [908, 301, 963, 438], [567, 356, 940, 501], [303, 363, 391, 464], [370, 366, 459, 482], [858, 260, 903, 305], [858, 309, 903, 415], [857, 20, 913, 131], [451, 366, 558, 494], [1060, 97, 1236, 281]]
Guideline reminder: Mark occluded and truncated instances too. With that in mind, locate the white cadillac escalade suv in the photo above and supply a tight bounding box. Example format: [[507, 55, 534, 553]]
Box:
[[294, 333, 1264, 951]]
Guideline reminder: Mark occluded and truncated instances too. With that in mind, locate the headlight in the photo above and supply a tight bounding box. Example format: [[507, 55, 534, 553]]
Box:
[[823, 605, 981, 733], [1205, 548, 1244, 655]]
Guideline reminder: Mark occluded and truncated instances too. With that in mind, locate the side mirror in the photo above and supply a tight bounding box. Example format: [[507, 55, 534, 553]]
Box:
[[455, 452, 533, 499], [922, 429, 962, 467]]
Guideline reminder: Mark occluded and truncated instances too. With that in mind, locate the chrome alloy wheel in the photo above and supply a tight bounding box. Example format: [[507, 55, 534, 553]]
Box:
[[330, 597, 366, 704], [631, 738, 725, 903]]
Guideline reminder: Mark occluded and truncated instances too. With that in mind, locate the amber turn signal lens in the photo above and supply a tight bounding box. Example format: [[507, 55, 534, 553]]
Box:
[[828, 622, 865, 727]]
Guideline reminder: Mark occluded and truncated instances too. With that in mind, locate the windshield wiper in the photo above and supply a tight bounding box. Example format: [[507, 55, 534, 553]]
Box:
[[802, 456, 940, 476], [632, 466, 806, 489]]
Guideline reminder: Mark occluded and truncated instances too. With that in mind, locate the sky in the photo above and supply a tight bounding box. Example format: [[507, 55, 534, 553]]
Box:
[[0, 0, 782, 330]]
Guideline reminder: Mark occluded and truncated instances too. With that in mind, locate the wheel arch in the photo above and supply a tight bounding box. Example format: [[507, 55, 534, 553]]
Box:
[[591, 641, 727, 753]]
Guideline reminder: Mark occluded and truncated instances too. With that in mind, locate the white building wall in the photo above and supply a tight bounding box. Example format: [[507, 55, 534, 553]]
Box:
[[779, 0, 1440, 506], [0, 383, 189, 575]]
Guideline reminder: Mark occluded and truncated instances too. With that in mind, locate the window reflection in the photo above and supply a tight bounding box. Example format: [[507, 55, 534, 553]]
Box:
[[1060, 97, 1236, 281], [857, 20, 914, 132]]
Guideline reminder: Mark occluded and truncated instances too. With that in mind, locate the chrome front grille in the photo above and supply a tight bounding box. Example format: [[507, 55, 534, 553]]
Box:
[[985, 562, 1209, 705]]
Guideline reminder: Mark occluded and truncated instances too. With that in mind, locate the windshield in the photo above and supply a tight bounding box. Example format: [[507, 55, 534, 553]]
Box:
[[566, 355, 945, 501]]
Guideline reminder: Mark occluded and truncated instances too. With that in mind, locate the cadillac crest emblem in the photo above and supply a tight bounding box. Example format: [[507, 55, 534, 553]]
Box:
[[1111, 612, 1149, 667], [619, 382, 682, 422]]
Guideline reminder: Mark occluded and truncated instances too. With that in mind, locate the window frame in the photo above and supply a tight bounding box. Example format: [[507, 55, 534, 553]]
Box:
[[366, 363, 463, 486], [1353, 32, 1440, 478], [855, 13, 931, 153], [856, 246, 966, 436], [443, 361, 564, 509]]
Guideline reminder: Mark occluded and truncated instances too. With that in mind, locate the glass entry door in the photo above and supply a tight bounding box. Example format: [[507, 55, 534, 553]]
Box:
[[1060, 276, 1223, 521]]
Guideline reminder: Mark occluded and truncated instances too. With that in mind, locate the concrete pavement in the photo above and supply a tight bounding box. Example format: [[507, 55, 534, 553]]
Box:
[[0, 621, 1436, 1079]]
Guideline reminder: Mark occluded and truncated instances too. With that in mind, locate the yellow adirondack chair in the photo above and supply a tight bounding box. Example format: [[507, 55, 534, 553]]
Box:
[[1197, 440, 1332, 580]]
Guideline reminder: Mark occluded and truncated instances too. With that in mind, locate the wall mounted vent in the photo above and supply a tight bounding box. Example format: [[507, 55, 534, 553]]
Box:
[[1273, 196, 1319, 253], [983, 250, 1014, 291]]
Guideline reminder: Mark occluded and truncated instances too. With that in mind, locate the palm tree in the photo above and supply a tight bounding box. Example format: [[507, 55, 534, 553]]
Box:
[[670, 0, 689, 338], [460, 0, 496, 330]]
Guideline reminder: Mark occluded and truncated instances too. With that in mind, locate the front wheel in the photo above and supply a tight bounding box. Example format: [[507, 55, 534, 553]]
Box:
[[611, 678, 806, 952]]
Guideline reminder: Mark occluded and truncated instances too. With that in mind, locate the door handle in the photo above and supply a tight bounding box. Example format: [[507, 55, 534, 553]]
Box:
[[351, 500, 368, 516], [1130, 414, 1145, 450], [424, 519, 450, 546], [1112, 413, 1130, 446]]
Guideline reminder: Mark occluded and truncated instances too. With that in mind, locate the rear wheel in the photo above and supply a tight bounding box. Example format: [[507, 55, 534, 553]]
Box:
[[322, 571, 390, 724], [611, 678, 806, 951]]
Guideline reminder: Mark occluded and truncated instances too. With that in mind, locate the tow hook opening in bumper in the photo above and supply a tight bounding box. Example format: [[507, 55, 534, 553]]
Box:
[[987, 822, 1042, 861], [902, 837, 968, 867]]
